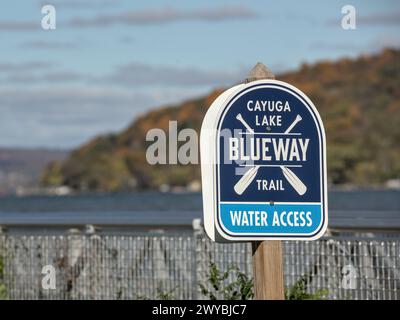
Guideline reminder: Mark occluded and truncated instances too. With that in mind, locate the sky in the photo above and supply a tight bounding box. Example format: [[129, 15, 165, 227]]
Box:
[[0, 0, 399, 149]]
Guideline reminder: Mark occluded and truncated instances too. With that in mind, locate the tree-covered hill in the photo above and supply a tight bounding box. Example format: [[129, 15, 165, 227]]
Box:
[[42, 49, 400, 191]]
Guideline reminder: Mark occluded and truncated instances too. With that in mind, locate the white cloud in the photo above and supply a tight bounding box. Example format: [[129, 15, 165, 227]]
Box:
[[0, 59, 248, 88], [37, 0, 120, 9], [0, 86, 206, 148], [327, 11, 400, 27], [19, 40, 79, 50], [310, 35, 400, 53], [358, 12, 400, 26], [69, 6, 257, 27], [0, 21, 38, 31], [102, 62, 247, 87], [0, 61, 53, 72]]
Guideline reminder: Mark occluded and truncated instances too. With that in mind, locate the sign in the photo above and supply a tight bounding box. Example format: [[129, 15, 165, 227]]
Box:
[[201, 79, 327, 241]]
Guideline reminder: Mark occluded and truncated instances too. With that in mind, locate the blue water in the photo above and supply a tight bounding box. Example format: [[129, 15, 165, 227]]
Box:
[[0, 190, 399, 212], [0, 190, 399, 229]]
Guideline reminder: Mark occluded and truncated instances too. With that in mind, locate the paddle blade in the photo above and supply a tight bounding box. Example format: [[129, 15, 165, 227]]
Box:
[[234, 166, 259, 195], [281, 166, 307, 195]]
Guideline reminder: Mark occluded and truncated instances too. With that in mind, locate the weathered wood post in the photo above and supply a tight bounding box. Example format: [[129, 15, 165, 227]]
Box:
[[245, 63, 285, 300]]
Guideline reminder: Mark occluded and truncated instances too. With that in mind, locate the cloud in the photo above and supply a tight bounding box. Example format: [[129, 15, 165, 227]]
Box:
[[0, 61, 80, 84], [0, 86, 206, 148], [0, 87, 154, 147], [327, 11, 400, 27], [4, 70, 85, 84], [0, 61, 53, 72], [101, 62, 248, 87], [0, 70, 84, 85], [358, 12, 400, 26], [0, 5, 256, 32], [69, 6, 257, 27], [119, 36, 135, 44], [42, 71, 85, 82], [309, 42, 362, 52], [0, 58, 256, 148], [1, 60, 248, 88], [19, 40, 79, 50], [37, 0, 121, 9], [310, 35, 400, 53], [0, 60, 84, 84], [0, 21, 38, 31]]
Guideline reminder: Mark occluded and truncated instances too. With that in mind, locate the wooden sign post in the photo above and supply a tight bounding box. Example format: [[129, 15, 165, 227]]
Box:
[[246, 63, 285, 300], [252, 241, 285, 300]]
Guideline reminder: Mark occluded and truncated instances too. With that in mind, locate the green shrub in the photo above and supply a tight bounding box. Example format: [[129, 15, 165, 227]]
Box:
[[199, 262, 328, 300], [199, 263, 254, 300], [285, 276, 328, 300], [135, 286, 178, 300], [156, 287, 177, 300]]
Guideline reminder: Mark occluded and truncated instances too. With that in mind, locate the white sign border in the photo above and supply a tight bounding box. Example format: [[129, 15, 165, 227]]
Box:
[[200, 84, 245, 241]]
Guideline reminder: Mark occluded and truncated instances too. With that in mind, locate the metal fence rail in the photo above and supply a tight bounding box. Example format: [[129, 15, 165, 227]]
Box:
[[0, 232, 399, 300]]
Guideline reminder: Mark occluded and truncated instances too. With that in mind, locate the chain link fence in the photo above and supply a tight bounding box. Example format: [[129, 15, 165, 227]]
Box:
[[0, 231, 399, 300]]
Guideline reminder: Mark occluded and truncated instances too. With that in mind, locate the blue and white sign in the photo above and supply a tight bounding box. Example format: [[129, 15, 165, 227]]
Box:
[[200, 80, 328, 241]]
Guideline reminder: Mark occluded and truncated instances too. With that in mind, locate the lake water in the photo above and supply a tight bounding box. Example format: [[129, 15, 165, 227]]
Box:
[[0, 190, 399, 231]]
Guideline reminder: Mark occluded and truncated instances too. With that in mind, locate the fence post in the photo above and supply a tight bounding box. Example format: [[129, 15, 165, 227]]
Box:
[[245, 63, 285, 300], [192, 218, 202, 299]]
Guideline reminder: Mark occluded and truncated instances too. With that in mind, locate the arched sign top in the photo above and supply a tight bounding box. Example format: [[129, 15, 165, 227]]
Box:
[[201, 79, 328, 241]]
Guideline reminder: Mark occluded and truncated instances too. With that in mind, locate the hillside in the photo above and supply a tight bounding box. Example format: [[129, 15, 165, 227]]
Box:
[[42, 49, 400, 191], [0, 148, 68, 194]]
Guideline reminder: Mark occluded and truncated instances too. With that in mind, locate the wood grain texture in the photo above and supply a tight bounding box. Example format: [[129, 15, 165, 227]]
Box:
[[252, 241, 285, 300]]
